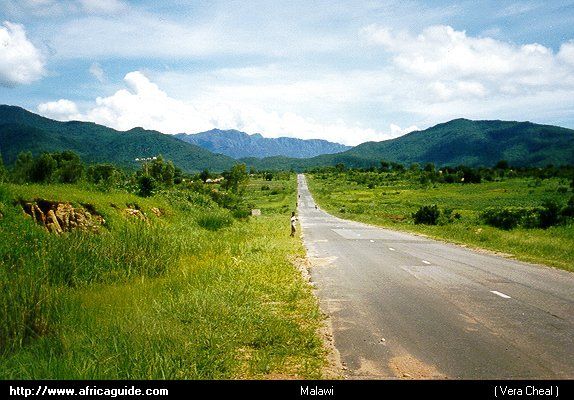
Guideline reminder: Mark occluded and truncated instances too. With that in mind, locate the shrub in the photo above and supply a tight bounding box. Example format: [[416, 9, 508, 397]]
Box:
[[480, 207, 527, 230], [261, 185, 270, 191], [138, 175, 156, 197], [413, 205, 440, 225], [538, 200, 561, 229], [562, 196, 574, 217]]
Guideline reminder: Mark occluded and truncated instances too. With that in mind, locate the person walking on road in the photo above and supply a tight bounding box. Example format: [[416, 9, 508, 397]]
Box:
[[290, 211, 298, 237]]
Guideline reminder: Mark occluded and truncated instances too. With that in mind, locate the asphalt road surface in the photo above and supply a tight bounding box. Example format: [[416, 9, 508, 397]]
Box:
[[297, 174, 574, 379]]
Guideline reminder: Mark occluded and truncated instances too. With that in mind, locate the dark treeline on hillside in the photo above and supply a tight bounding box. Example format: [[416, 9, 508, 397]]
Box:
[[0, 150, 257, 218], [310, 159, 574, 186]]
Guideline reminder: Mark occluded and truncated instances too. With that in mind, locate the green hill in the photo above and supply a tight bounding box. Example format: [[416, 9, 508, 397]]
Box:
[[243, 118, 574, 170], [0, 105, 235, 172]]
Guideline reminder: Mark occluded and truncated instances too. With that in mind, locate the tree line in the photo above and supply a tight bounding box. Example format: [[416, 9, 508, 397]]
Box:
[[0, 150, 250, 198]]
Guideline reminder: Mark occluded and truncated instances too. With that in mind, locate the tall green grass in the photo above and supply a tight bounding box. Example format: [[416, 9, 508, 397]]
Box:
[[0, 177, 326, 379]]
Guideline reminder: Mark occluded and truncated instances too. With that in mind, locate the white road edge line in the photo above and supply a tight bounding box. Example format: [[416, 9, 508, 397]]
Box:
[[422, 260, 431, 265], [490, 290, 511, 299]]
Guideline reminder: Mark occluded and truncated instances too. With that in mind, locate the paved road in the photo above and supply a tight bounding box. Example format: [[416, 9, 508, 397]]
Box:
[[297, 174, 574, 379]]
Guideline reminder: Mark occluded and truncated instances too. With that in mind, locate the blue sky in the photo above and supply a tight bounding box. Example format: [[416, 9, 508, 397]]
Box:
[[1, 0, 574, 145]]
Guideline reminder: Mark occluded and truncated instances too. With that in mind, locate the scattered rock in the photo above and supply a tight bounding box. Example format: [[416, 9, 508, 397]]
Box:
[[125, 208, 147, 221], [150, 207, 162, 217], [251, 208, 261, 216]]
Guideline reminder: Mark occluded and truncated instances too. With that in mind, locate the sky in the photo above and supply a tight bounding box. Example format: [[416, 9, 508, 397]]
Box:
[[1, 0, 574, 146]]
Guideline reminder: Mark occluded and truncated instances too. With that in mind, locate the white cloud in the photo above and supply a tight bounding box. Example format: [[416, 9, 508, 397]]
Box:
[[37, 71, 392, 145], [361, 24, 574, 94], [0, 21, 45, 87], [89, 62, 105, 82], [390, 124, 418, 137], [558, 41, 574, 66], [37, 99, 82, 120], [358, 24, 574, 126]]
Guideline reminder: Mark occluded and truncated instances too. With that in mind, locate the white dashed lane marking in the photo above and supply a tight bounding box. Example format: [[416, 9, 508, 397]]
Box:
[[490, 290, 512, 299], [422, 260, 431, 265], [388, 247, 395, 251]]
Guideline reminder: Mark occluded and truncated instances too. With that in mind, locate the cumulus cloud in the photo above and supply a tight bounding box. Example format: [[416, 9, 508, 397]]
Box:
[[37, 71, 391, 145], [37, 99, 82, 120], [0, 21, 45, 87], [361, 24, 574, 100]]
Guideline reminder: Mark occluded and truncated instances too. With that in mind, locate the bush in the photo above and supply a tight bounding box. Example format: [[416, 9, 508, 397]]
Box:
[[480, 205, 564, 230], [538, 200, 561, 229], [413, 205, 440, 225], [138, 175, 156, 197], [261, 185, 270, 191], [480, 207, 528, 230]]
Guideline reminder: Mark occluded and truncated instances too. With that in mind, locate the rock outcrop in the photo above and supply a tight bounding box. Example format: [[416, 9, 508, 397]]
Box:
[[23, 200, 105, 234]]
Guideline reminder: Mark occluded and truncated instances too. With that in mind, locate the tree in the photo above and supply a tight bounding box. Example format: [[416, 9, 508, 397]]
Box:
[[148, 156, 175, 186], [138, 175, 155, 197], [0, 152, 6, 182], [409, 163, 420, 172], [30, 153, 57, 183], [199, 169, 210, 183], [54, 151, 84, 183], [222, 163, 248, 193], [13, 151, 34, 183], [87, 163, 120, 186], [380, 160, 390, 172], [391, 162, 405, 172], [459, 166, 481, 184], [424, 163, 435, 173], [335, 163, 346, 173], [495, 160, 510, 170]]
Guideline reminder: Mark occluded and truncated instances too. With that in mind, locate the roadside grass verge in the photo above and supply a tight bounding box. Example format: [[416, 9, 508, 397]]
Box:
[[0, 178, 326, 379], [307, 174, 574, 272]]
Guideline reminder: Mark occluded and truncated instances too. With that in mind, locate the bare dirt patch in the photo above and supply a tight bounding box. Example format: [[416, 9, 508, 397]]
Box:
[[388, 354, 448, 379]]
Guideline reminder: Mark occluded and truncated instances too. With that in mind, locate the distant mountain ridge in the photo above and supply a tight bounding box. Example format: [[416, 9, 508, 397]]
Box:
[[175, 129, 351, 159], [2, 105, 573, 173], [0, 105, 235, 172], [242, 118, 574, 170]]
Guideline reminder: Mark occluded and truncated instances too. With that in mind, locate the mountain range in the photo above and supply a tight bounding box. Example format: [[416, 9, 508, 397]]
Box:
[[0, 105, 235, 172], [175, 129, 350, 159], [242, 118, 574, 170], [1, 105, 573, 173]]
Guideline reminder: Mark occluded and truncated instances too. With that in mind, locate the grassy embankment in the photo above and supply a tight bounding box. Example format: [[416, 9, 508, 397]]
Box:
[[307, 173, 574, 272], [0, 175, 326, 379]]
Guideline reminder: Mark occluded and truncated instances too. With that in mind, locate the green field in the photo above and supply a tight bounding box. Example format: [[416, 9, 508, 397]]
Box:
[[307, 172, 574, 272], [0, 175, 327, 379]]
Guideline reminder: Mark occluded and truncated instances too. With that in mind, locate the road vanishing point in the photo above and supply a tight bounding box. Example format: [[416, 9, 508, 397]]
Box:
[[297, 174, 574, 379]]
